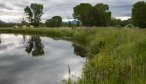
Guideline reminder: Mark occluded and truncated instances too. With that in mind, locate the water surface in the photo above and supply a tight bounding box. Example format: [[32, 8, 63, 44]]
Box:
[[0, 34, 85, 84]]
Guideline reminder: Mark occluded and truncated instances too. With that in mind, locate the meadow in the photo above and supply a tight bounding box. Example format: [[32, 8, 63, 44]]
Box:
[[0, 27, 146, 84]]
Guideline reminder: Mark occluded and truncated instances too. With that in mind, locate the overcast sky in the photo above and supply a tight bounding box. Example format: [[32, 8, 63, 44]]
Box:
[[0, 0, 145, 22]]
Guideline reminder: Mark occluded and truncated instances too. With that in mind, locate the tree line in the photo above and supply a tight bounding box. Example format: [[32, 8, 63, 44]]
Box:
[[0, 1, 146, 28]]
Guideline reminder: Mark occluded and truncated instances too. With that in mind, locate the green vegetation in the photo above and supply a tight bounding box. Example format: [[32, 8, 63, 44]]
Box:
[[75, 29, 146, 84], [1, 27, 146, 83], [24, 3, 44, 27], [46, 16, 62, 27], [132, 1, 146, 28], [0, 28, 74, 38], [110, 18, 133, 27], [73, 3, 111, 27], [0, 1, 146, 84]]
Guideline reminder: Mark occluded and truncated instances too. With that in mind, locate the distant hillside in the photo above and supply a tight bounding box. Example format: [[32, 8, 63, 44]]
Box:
[[0, 20, 6, 24], [63, 19, 79, 24], [71, 19, 79, 24]]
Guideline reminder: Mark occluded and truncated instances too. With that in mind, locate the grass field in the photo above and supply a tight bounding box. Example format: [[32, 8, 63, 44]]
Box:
[[0, 27, 146, 84]]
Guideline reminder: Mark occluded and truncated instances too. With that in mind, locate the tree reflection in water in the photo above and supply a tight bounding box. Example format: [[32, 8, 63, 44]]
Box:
[[72, 43, 87, 57], [0, 36, 1, 44], [23, 35, 26, 44], [26, 36, 44, 56], [0, 34, 1, 44]]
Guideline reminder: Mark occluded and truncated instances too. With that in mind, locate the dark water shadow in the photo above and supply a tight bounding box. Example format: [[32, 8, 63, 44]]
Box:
[[25, 36, 44, 57], [72, 43, 87, 57]]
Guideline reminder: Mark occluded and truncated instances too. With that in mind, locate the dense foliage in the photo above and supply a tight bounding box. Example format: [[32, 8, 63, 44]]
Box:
[[24, 3, 44, 27], [110, 18, 133, 27], [132, 1, 146, 28], [73, 3, 111, 27], [46, 16, 62, 27]]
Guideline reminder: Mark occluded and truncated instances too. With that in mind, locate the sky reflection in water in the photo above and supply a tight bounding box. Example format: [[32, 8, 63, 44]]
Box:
[[0, 34, 85, 84]]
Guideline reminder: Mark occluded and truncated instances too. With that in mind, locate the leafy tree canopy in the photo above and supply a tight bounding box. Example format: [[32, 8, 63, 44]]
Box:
[[73, 3, 111, 27], [132, 1, 146, 28], [24, 3, 43, 27], [46, 16, 62, 27]]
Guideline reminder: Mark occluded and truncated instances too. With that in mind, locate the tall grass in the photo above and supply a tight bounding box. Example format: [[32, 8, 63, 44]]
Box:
[[1, 27, 146, 84], [74, 28, 146, 84], [0, 28, 75, 38]]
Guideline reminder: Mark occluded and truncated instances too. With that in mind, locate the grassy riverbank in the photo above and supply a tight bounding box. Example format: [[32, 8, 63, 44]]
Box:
[[0, 27, 146, 84]]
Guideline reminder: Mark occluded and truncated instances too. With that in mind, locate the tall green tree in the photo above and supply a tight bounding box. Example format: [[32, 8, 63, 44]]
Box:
[[73, 3, 93, 26], [24, 3, 43, 27], [52, 16, 62, 27], [132, 1, 146, 28], [94, 3, 111, 26], [73, 3, 111, 27], [46, 16, 62, 27]]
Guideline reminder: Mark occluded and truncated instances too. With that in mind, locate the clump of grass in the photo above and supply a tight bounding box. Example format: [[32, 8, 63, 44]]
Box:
[[0, 28, 73, 38], [74, 31, 88, 45], [74, 28, 146, 84]]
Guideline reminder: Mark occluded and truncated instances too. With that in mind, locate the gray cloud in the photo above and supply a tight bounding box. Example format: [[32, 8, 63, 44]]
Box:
[[0, 0, 145, 22], [0, 3, 13, 10]]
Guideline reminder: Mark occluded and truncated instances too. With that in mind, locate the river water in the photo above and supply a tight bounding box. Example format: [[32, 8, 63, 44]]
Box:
[[0, 34, 85, 84]]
